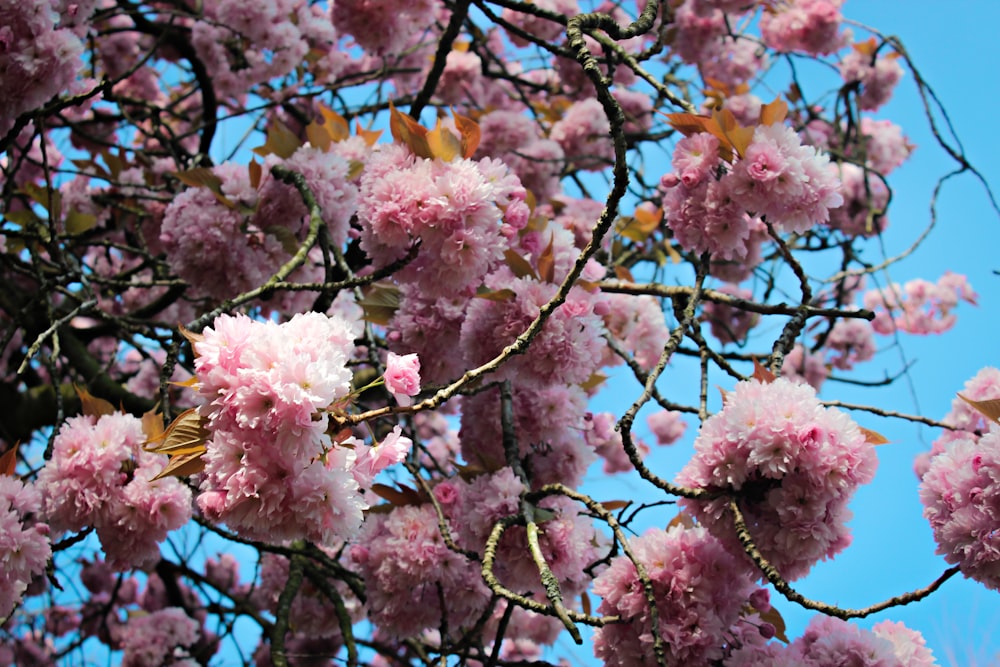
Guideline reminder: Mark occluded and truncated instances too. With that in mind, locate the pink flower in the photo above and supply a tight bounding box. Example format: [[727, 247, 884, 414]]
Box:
[[384, 352, 421, 406]]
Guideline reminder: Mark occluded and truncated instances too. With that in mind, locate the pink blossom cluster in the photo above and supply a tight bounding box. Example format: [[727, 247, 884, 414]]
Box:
[[759, 0, 847, 56], [863, 272, 977, 336], [601, 294, 670, 371], [384, 352, 421, 407], [475, 110, 566, 202], [460, 274, 607, 390], [0, 476, 50, 620], [840, 47, 905, 111], [459, 384, 595, 488], [586, 411, 649, 473], [332, 0, 438, 57], [348, 503, 490, 639], [781, 343, 830, 390], [550, 99, 615, 172], [192, 312, 410, 545], [37, 413, 193, 570], [703, 285, 759, 344], [191, 0, 347, 101], [661, 125, 842, 258], [501, 0, 578, 47], [115, 607, 201, 667], [592, 524, 761, 666], [725, 614, 937, 665], [675, 377, 878, 580], [920, 425, 1000, 591], [161, 149, 358, 303], [647, 409, 687, 446], [824, 317, 876, 370], [827, 162, 890, 237], [0, 0, 84, 135], [357, 144, 530, 298]]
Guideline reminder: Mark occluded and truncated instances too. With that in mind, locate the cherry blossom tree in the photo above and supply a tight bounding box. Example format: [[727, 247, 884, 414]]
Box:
[[0, 0, 996, 665]]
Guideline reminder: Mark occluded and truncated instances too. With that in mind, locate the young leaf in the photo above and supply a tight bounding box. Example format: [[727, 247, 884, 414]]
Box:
[[759, 97, 789, 126], [248, 159, 263, 189], [74, 384, 116, 418], [759, 606, 790, 644], [141, 409, 165, 442], [958, 393, 1000, 426], [426, 119, 462, 162], [370, 482, 424, 506], [152, 451, 206, 481], [305, 121, 332, 152], [859, 426, 890, 445], [388, 102, 432, 159], [355, 120, 382, 147], [614, 265, 635, 282], [504, 249, 539, 281], [359, 283, 401, 325], [0, 446, 17, 476], [751, 358, 776, 383], [667, 511, 696, 530], [253, 119, 301, 159], [538, 234, 556, 283], [599, 499, 630, 511], [318, 104, 351, 142], [452, 108, 481, 158], [145, 407, 210, 457]]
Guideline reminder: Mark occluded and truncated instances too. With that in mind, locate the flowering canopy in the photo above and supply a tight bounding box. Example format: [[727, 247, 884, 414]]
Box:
[[0, 0, 994, 664]]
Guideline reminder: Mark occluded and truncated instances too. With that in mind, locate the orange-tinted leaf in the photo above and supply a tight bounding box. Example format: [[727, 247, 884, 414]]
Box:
[[178, 323, 205, 350], [426, 120, 462, 162], [853, 36, 879, 57], [759, 97, 789, 126], [141, 409, 165, 442], [146, 407, 210, 457], [151, 451, 206, 481], [663, 111, 713, 137], [318, 104, 351, 142], [581, 372, 607, 392], [751, 358, 776, 383], [599, 500, 630, 511], [248, 159, 263, 189], [0, 446, 17, 476], [452, 109, 481, 158], [667, 511, 696, 530], [305, 121, 332, 152], [359, 283, 401, 325], [859, 427, 890, 445], [504, 249, 539, 281], [388, 102, 432, 159], [253, 119, 301, 159], [958, 394, 1000, 425], [355, 120, 382, 147], [581, 590, 592, 616], [718, 385, 730, 406], [475, 287, 516, 302], [75, 384, 116, 418], [759, 606, 789, 644], [173, 168, 235, 209], [614, 265, 635, 282]]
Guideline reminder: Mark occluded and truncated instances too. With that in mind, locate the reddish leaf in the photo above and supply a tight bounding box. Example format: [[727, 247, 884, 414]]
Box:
[[152, 451, 206, 481], [305, 121, 332, 152], [751, 358, 776, 383], [0, 446, 17, 476], [354, 120, 382, 147], [667, 511, 696, 530], [249, 160, 263, 189], [141, 409, 165, 443], [146, 408, 210, 457], [370, 482, 424, 506], [318, 104, 351, 142]]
